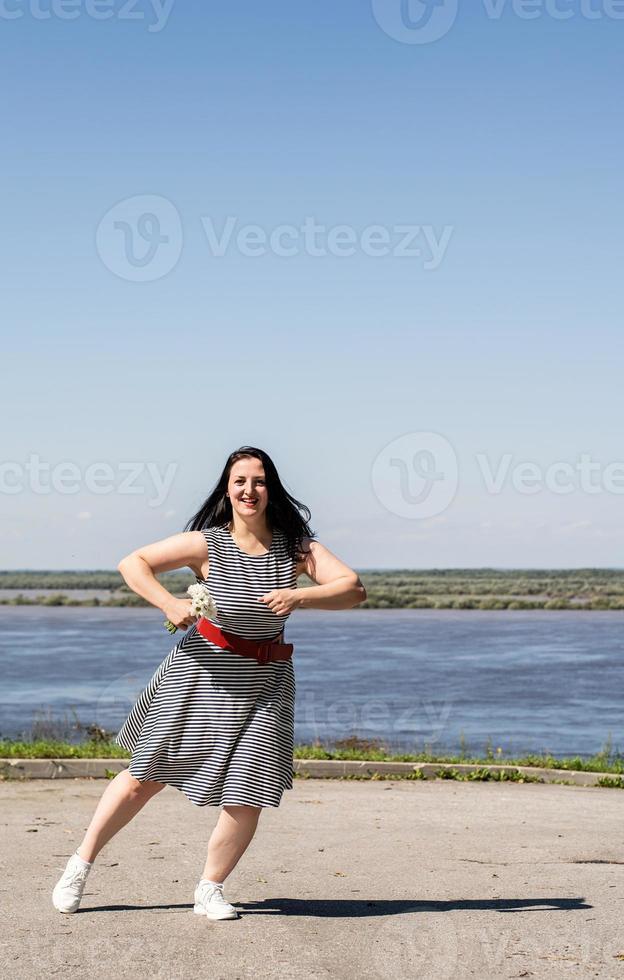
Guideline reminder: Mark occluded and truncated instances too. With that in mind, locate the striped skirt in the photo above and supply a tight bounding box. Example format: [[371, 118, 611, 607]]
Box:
[[114, 623, 296, 808]]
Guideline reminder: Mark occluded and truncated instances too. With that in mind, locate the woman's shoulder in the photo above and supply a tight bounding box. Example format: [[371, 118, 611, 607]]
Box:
[[196, 524, 225, 554], [200, 522, 226, 536]]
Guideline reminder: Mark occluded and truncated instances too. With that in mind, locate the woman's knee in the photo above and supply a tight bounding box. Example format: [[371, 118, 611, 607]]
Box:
[[223, 803, 262, 818]]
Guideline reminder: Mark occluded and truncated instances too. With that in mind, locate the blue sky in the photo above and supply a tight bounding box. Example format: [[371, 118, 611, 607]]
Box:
[[1, 0, 622, 569]]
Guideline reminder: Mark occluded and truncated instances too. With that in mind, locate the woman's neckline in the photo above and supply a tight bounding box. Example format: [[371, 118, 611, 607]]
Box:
[[224, 522, 275, 558]]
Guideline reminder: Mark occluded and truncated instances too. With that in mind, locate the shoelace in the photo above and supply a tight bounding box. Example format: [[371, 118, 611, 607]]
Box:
[[63, 865, 90, 887], [198, 882, 230, 906]]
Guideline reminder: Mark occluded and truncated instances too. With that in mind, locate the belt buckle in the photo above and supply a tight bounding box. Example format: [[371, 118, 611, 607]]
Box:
[[257, 642, 272, 665]]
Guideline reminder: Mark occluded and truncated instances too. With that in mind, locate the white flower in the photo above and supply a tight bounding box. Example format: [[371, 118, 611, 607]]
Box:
[[163, 582, 217, 633], [186, 583, 217, 620]]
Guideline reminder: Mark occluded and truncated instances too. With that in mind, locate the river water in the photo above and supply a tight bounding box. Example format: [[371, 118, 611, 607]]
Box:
[[0, 606, 622, 758]]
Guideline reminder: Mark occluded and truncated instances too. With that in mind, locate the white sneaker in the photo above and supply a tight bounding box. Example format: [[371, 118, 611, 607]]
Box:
[[52, 851, 93, 914], [193, 879, 239, 920]]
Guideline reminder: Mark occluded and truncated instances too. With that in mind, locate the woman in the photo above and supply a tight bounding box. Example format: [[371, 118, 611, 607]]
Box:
[[52, 446, 367, 920]]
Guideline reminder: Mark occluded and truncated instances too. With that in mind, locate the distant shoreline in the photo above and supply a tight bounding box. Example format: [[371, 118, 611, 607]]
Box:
[[2, 568, 624, 610], [1, 593, 623, 612]]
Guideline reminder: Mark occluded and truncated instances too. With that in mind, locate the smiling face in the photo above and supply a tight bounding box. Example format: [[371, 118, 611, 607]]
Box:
[[227, 457, 269, 523]]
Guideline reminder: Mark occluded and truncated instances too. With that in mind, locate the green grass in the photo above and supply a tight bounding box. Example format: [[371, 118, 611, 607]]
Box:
[[2, 734, 623, 774], [0, 739, 132, 759], [291, 739, 624, 774]]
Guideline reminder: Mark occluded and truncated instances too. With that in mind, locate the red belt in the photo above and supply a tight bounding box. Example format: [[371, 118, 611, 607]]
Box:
[[195, 617, 294, 665]]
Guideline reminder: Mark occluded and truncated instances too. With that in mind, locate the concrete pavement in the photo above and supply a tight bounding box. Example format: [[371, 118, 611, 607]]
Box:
[[1, 776, 624, 979]]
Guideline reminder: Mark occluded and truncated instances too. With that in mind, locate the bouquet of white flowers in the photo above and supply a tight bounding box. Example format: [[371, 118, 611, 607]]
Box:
[[163, 583, 218, 634]]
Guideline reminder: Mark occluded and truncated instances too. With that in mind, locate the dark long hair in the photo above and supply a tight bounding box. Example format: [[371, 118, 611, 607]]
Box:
[[183, 446, 316, 565]]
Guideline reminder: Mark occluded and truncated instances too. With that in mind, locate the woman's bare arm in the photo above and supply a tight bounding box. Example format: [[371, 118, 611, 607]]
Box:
[[296, 539, 367, 610], [117, 531, 209, 621]]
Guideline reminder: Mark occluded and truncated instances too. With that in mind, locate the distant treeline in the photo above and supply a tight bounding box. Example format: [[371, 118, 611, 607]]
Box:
[[1, 568, 624, 610]]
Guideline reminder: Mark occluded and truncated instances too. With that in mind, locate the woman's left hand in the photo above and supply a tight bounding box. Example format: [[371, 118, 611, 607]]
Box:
[[257, 588, 300, 615]]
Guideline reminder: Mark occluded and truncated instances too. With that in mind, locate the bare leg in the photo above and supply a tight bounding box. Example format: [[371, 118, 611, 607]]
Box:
[[202, 804, 262, 883], [76, 769, 167, 863]]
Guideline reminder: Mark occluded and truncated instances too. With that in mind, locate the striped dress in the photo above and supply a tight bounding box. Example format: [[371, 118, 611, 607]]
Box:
[[114, 522, 298, 808]]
